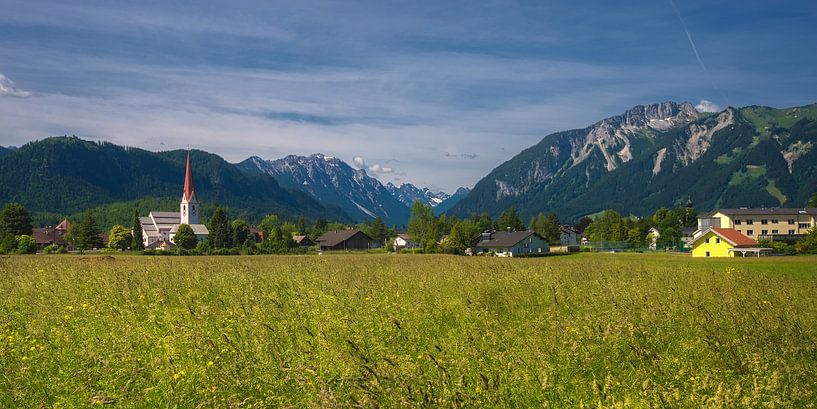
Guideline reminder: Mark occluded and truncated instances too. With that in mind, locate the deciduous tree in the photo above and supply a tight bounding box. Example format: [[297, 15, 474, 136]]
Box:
[[173, 224, 198, 250], [107, 224, 132, 251]]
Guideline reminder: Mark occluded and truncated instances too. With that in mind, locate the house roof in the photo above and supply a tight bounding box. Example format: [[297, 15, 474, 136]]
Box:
[[397, 233, 414, 240], [715, 207, 817, 216], [316, 230, 371, 247], [559, 226, 577, 234], [292, 235, 313, 244], [31, 228, 68, 245], [55, 219, 71, 231], [693, 228, 756, 247], [183, 150, 196, 201], [474, 230, 542, 248], [146, 240, 176, 250]]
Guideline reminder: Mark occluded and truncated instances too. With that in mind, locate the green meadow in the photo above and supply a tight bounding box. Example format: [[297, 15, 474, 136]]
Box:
[[1, 253, 816, 407]]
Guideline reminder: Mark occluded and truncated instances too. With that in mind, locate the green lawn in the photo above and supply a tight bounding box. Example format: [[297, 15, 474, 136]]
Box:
[[1, 253, 816, 407]]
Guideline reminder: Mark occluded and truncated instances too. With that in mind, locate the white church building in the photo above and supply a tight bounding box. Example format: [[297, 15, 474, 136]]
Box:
[[139, 150, 209, 249]]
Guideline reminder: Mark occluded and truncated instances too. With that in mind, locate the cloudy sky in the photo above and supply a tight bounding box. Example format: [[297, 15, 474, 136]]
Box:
[[1, 0, 816, 192]]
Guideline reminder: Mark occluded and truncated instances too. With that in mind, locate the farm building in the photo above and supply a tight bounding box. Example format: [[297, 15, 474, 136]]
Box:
[[471, 230, 548, 257], [316, 230, 373, 251], [690, 227, 771, 258]]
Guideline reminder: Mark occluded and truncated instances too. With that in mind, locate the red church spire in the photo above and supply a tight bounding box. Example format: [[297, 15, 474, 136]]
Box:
[[183, 148, 195, 201]]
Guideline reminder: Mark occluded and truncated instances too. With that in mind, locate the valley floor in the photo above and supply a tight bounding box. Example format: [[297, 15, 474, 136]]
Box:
[[1, 253, 816, 407]]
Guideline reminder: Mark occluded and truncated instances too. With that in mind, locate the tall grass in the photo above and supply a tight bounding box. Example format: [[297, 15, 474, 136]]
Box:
[[1, 253, 816, 407]]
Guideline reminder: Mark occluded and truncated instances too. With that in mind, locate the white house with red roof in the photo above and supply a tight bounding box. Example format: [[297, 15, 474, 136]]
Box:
[[138, 150, 209, 249]]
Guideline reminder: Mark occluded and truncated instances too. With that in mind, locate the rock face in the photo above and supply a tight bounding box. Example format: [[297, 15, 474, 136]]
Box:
[[386, 183, 450, 208], [448, 102, 817, 221], [237, 154, 410, 226]]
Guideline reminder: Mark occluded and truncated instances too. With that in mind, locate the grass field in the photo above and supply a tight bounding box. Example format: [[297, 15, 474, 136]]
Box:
[[1, 253, 816, 407]]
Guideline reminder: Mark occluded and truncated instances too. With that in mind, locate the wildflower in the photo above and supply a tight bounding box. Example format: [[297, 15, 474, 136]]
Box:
[[64, 306, 73, 311], [173, 370, 186, 380], [207, 361, 214, 367]]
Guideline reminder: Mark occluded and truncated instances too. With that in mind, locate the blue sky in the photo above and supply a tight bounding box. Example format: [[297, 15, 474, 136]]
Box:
[[1, 0, 816, 192]]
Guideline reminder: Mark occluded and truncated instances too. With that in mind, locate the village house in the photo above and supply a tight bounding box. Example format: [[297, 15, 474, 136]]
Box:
[[393, 233, 420, 251], [471, 230, 549, 257], [559, 225, 579, 246], [292, 235, 315, 247], [138, 150, 209, 249], [690, 227, 771, 257], [647, 227, 661, 250], [699, 208, 816, 241], [32, 219, 72, 250], [316, 229, 373, 251]]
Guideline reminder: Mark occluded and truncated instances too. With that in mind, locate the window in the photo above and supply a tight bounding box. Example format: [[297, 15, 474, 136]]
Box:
[[789, 230, 795, 235], [799, 223, 810, 229], [747, 230, 754, 235], [761, 230, 768, 235], [734, 219, 742, 225], [761, 219, 768, 225], [715, 238, 720, 244], [705, 238, 710, 243], [788, 219, 795, 225], [706, 251, 710, 257], [772, 230, 778, 234], [771, 219, 778, 224], [746, 219, 754, 225]]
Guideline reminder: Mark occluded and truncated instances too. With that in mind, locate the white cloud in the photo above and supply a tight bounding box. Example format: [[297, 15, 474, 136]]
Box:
[[0, 73, 30, 97], [352, 155, 401, 176], [695, 99, 722, 113], [352, 156, 367, 168]]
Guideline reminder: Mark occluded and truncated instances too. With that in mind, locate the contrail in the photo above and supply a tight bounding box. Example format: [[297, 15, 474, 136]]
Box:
[[669, 0, 730, 106]]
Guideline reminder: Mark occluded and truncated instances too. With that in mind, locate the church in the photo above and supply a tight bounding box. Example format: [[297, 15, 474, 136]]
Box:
[[139, 150, 209, 249]]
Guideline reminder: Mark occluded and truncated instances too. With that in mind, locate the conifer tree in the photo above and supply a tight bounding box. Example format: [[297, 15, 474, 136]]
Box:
[[207, 207, 231, 249], [131, 209, 144, 250]]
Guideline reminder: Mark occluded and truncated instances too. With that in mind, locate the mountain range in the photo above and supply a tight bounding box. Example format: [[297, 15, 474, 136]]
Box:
[[0, 138, 466, 227], [0, 137, 349, 223], [236, 154, 410, 226], [2, 101, 815, 227], [449, 102, 817, 221]]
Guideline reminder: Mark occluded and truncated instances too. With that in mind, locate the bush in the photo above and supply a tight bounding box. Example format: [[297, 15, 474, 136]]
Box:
[[42, 244, 65, 254], [759, 239, 796, 255]]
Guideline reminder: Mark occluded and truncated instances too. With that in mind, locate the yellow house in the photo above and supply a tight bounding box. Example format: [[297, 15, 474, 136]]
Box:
[[691, 227, 768, 258]]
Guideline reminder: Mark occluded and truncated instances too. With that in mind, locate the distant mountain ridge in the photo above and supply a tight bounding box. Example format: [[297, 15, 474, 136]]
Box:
[[0, 137, 349, 222], [385, 182, 450, 208], [237, 154, 410, 226], [449, 101, 817, 221]]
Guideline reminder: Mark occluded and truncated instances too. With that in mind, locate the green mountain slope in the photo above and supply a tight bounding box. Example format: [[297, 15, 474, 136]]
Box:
[[449, 103, 817, 221], [0, 137, 350, 223]]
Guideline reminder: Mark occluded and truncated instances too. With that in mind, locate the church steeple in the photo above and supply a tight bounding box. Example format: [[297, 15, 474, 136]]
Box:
[[183, 149, 195, 201], [180, 148, 200, 224]]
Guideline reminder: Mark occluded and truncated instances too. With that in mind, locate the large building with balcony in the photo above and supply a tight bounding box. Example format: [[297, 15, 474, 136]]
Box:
[[698, 207, 817, 241]]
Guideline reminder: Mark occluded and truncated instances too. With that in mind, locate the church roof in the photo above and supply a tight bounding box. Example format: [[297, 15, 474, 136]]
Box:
[[183, 150, 196, 201], [140, 217, 158, 232], [170, 224, 209, 234]]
